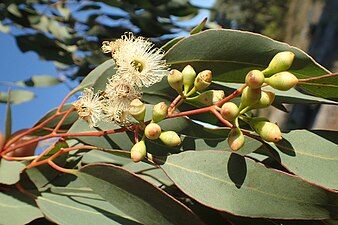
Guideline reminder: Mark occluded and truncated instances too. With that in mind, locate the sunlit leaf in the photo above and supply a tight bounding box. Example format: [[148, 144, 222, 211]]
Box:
[[160, 151, 338, 219]]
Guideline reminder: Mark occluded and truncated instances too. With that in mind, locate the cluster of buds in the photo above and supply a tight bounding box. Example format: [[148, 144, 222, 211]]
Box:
[[168, 65, 225, 107], [129, 100, 181, 162], [215, 51, 297, 151]]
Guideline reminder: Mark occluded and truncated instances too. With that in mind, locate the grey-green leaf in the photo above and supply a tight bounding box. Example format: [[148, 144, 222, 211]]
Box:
[[160, 151, 338, 219], [0, 191, 43, 225], [0, 90, 35, 104], [77, 164, 204, 225]]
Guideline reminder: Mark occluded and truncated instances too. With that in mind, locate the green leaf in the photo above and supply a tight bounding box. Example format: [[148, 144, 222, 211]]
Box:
[[36, 174, 140, 225], [0, 190, 43, 225], [0, 90, 35, 104], [161, 37, 184, 52], [32, 104, 78, 135], [265, 130, 338, 190], [15, 75, 62, 87], [67, 119, 134, 151], [160, 151, 338, 219], [122, 161, 173, 187], [5, 91, 12, 140], [0, 158, 26, 185], [81, 150, 131, 166], [190, 17, 207, 35], [16, 34, 73, 65], [164, 29, 330, 98], [70, 59, 116, 95], [298, 73, 338, 101], [77, 164, 204, 225]]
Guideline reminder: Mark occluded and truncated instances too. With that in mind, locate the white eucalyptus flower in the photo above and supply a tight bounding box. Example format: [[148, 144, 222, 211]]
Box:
[[103, 79, 141, 126], [102, 33, 168, 88], [73, 88, 103, 127]]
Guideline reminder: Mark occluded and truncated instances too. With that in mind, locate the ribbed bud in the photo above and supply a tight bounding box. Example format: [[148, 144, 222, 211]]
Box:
[[248, 118, 282, 142], [130, 140, 147, 162], [129, 99, 146, 122], [227, 127, 245, 151], [262, 51, 295, 75], [159, 131, 181, 147], [187, 90, 225, 107], [239, 86, 261, 109], [144, 123, 162, 140], [194, 70, 212, 92], [245, 70, 265, 89], [221, 102, 239, 121], [182, 65, 196, 94], [168, 69, 183, 94], [264, 71, 298, 91], [152, 102, 168, 123]]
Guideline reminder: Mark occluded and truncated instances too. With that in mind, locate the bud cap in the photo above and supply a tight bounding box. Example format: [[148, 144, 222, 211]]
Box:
[[130, 140, 147, 162], [263, 51, 295, 75], [152, 102, 168, 123], [245, 70, 265, 89], [194, 70, 212, 92], [182, 65, 196, 94], [264, 71, 298, 91], [221, 102, 239, 121], [227, 127, 245, 151], [129, 99, 146, 122], [168, 69, 183, 94]]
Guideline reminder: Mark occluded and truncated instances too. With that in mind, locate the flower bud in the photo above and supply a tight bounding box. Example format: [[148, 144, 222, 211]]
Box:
[[130, 140, 147, 162], [129, 99, 146, 122], [194, 70, 212, 92], [242, 90, 275, 114], [152, 102, 168, 123], [159, 131, 181, 147], [187, 90, 225, 107], [245, 70, 265, 89], [221, 102, 239, 121], [248, 118, 282, 142], [239, 86, 261, 110], [144, 123, 161, 140], [6, 129, 38, 157], [182, 65, 196, 94], [264, 71, 298, 91], [227, 127, 245, 151], [262, 51, 295, 75], [168, 69, 183, 94]]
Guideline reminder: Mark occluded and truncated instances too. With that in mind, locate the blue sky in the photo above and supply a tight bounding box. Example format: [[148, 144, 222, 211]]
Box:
[[0, 32, 78, 133], [0, 0, 214, 134]]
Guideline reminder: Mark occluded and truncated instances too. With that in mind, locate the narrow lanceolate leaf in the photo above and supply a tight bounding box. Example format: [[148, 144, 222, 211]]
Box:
[[77, 164, 204, 225], [164, 29, 330, 98], [70, 59, 116, 95], [0, 158, 26, 185], [190, 17, 207, 35], [15, 75, 62, 87], [298, 73, 338, 101], [5, 91, 12, 140], [0, 191, 43, 225], [160, 151, 338, 219], [265, 129, 338, 190]]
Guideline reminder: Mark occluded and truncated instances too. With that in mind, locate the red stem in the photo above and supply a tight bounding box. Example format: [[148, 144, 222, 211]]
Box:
[[298, 72, 338, 82]]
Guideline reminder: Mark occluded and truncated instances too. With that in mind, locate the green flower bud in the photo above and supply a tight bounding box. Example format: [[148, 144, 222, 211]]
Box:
[[159, 131, 181, 147], [245, 70, 265, 89], [262, 51, 295, 75], [144, 123, 162, 140], [187, 90, 225, 107], [227, 127, 245, 151], [152, 102, 168, 123], [221, 102, 239, 121], [168, 69, 183, 94], [264, 71, 298, 91], [130, 140, 147, 162], [248, 118, 282, 142], [241, 90, 276, 114], [129, 99, 146, 122], [194, 70, 212, 92], [239, 86, 261, 110], [182, 65, 196, 94]]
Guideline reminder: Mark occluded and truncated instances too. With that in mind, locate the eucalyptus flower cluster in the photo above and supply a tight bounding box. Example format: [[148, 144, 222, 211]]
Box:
[[73, 33, 168, 127]]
